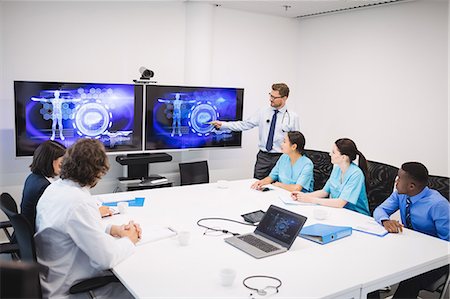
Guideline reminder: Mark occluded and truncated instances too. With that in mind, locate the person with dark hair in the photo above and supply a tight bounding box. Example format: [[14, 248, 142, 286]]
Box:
[[373, 162, 450, 299], [251, 131, 313, 192], [21, 141, 113, 232], [20, 140, 66, 232], [35, 139, 141, 299], [210, 83, 300, 179], [291, 138, 370, 216]]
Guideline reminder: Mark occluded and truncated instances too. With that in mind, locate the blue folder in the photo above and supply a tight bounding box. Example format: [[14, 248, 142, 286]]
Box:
[[299, 223, 352, 244], [102, 197, 145, 207]]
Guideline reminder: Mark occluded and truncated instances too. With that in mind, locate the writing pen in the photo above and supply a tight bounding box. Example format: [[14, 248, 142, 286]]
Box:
[[167, 227, 178, 235], [101, 208, 120, 218]]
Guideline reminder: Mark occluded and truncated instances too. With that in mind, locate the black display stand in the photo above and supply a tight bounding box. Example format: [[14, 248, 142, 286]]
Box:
[[116, 153, 173, 180]]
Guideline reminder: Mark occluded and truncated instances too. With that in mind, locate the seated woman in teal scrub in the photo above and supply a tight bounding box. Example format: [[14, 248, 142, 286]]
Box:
[[291, 138, 370, 216], [251, 131, 314, 193]]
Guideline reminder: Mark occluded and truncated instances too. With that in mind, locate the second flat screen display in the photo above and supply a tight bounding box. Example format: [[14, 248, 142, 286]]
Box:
[[145, 85, 244, 151]]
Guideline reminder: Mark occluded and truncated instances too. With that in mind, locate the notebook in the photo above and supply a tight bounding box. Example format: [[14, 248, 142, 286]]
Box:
[[224, 205, 307, 259], [352, 219, 388, 237], [137, 225, 177, 246], [278, 194, 317, 206]]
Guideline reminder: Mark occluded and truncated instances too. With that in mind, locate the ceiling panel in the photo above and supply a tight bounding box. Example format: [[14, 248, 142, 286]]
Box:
[[202, 0, 416, 18]]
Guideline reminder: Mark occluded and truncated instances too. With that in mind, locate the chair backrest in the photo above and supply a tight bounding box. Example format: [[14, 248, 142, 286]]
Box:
[[303, 149, 333, 191], [179, 161, 209, 186], [0, 192, 19, 219], [428, 175, 450, 201], [366, 161, 399, 215], [9, 214, 37, 263], [423, 267, 450, 299], [0, 260, 42, 299]]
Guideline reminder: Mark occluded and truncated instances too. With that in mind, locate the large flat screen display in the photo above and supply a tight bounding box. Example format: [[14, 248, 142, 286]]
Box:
[[145, 85, 243, 151], [14, 81, 143, 156]]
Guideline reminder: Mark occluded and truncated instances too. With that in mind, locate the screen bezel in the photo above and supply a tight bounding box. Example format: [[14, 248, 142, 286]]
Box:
[[14, 80, 144, 157], [144, 84, 244, 153]]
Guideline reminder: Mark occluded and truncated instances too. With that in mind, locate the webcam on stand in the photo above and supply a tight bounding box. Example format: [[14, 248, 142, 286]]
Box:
[[133, 67, 157, 84]]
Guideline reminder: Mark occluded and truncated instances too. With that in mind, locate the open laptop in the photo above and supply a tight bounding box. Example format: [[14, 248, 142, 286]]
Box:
[[224, 205, 307, 259]]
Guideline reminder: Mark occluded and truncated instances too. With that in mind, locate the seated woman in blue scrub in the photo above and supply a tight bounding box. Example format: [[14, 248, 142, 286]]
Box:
[[251, 131, 314, 193], [291, 138, 370, 216]]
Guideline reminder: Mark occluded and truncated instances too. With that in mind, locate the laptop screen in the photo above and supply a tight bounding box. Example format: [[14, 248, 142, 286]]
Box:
[[255, 205, 307, 249]]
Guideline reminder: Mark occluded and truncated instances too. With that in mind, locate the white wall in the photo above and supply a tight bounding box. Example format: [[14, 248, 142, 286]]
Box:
[[0, 1, 186, 199], [0, 0, 448, 207], [293, 0, 448, 176], [0, 1, 301, 201], [209, 7, 301, 181]]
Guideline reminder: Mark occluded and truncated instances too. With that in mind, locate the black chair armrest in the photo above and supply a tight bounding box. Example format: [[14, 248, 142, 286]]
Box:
[[0, 220, 13, 241], [0, 220, 12, 229], [0, 243, 19, 254], [69, 275, 119, 294]]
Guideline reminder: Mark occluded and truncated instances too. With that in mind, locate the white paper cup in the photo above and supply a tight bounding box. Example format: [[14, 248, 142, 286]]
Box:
[[219, 268, 236, 287], [217, 180, 229, 189], [313, 208, 329, 220], [117, 202, 129, 214], [178, 231, 190, 246]]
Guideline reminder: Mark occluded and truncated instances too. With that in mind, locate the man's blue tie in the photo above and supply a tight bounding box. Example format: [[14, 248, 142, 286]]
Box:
[[265, 110, 278, 152], [405, 197, 413, 229]]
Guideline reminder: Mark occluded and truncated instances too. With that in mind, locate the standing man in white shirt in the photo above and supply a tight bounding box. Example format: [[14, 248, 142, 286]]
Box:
[[211, 83, 300, 179], [35, 139, 141, 299]]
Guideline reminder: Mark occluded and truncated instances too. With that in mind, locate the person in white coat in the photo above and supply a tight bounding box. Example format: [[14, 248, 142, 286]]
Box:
[[211, 83, 300, 179], [35, 139, 141, 299]]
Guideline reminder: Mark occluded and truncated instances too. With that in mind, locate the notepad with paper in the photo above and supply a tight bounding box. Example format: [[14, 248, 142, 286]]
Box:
[[299, 224, 352, 244], [102, 197, 145, 207], [136, 225, 177, 246], [352, 219, 388, 237], [278, 194, 317, 206]]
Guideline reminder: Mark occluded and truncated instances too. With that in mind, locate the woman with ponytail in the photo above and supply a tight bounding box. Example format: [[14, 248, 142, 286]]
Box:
[[291, 138, 370, 216]]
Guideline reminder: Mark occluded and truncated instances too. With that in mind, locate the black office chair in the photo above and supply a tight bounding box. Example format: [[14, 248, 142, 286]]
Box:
[[0, 260, 41, 299], [428, 175, 450, 201], [5, 195, 119, 299], [304, 149, 333, 191], [422, 267, 450, 299], [179, 161, 209, 186], [5, 214, 43, 298], [0, 192, 19, 219], [0, 192, 20, 259], [366, 161, 399, 215]]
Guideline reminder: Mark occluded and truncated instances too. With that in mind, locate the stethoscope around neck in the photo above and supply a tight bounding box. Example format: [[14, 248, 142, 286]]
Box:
[[266, 109, 291, 132]]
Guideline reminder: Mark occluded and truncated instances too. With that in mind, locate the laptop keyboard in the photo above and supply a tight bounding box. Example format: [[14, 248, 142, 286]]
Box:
[[238, 235, 279, 253]]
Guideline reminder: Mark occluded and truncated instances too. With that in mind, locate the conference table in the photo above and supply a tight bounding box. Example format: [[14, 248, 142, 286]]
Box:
[[97, 179, 450, 299]]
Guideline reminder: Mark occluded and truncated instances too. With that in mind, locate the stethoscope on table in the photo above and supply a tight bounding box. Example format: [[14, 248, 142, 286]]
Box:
[[266, 109, 292, 133], [243, 275, 282, 298]]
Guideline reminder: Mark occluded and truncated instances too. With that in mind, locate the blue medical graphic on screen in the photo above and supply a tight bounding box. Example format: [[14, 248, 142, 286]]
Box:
[[15, 81, 143, 156], [257, 209, 304, 244], [145, 85, 243, 151]]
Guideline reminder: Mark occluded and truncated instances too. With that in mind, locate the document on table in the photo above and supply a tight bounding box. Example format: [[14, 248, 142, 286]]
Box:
[[352, 219, 388, 237], [101, 197, 145, 207], [101, 214, 176, 246], [278, 194, 316, 206], [137, 225, 177, 246]]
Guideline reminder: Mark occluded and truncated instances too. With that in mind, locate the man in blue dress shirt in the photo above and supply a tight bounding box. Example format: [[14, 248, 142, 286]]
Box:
[[373, 162, 449, 299]]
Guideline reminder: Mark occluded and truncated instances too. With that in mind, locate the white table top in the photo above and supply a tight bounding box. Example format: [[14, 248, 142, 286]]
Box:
[[97, 179, 449, 299]]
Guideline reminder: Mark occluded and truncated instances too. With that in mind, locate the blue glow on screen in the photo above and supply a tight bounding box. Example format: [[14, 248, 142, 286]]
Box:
[[20, 83, 138, 152], [146, 86, 243, 150]]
